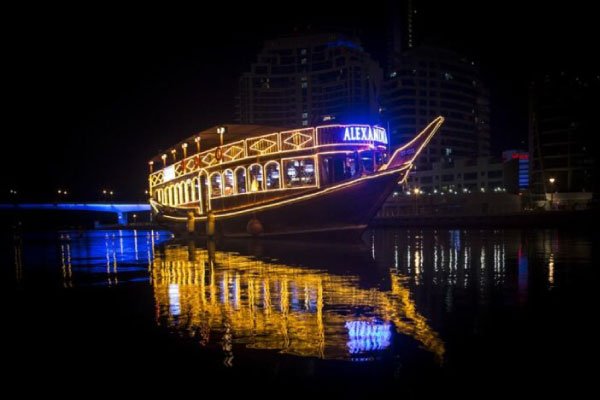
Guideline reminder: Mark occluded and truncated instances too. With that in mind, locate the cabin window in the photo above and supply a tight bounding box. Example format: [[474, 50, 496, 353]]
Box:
[[191, 177, 199, 201], [223, 169, 234, 196], [210, 172, 222, 197], [166, 186, 173, 206], [248, 164, 264, 191], [321, 153, 360, 184], [184, 180, 192, 203], [265, 162, 281, 190], [235, 167, 247, 194], [359, 150, 387, 174], [173, 184, 180, 205], [283, 157, 316, 188]]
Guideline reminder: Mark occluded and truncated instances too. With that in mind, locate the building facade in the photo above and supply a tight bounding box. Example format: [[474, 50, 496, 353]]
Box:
[[529, 73, 597, 198], [403, 156, 522, 195], [382, 46, 490, 167], [502, 150, 529, 192], [237, 33, 382, 127]]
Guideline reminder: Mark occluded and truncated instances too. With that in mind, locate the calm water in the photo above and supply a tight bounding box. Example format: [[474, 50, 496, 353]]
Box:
[[2, 228, 597, 396]]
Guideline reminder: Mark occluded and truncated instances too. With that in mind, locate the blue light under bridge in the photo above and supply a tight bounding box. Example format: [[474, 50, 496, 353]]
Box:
[[0, 203, 150, 225]]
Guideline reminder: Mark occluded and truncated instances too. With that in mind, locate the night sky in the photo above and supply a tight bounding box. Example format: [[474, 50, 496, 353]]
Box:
[[5, 2, 596, 201]]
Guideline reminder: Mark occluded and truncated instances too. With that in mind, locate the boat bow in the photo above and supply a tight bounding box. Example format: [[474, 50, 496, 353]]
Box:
[[380, 116, 445, 171]]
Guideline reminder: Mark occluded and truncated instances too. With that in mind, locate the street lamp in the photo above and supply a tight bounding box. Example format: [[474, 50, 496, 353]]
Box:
[[161, 154, 167, 167], [194, 136, 201, 153], [548, 177, 556, 209]]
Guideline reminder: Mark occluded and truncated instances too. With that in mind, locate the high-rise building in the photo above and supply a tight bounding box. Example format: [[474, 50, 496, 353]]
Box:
[[236, 33, 382, 127], [529, 73, 597, 198], [381, 46, 491, 168]]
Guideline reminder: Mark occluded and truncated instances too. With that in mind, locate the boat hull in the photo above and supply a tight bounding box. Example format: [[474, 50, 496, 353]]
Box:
[[154, 169, 405, 239]]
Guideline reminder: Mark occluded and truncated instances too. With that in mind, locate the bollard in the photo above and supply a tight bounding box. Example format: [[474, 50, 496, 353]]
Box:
[[246, 216, 263, 236], [187, 240, 196, 261], [206, 210, 215, 238], [187, 211, 195, 234]]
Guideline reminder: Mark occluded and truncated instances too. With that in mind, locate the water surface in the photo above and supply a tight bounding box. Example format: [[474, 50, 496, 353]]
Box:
[[3, 228, 596, 396]]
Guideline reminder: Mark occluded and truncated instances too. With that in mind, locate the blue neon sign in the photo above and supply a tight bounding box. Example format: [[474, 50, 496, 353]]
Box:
[[342, 126, 388, 145]]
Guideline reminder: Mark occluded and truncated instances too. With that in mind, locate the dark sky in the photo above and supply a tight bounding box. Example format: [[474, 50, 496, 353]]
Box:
[[4, 1, 597, 201]]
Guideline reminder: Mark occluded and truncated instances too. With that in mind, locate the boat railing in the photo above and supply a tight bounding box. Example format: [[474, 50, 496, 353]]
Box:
[[149, 123, 392, 189], [150, 127, 322, 188]]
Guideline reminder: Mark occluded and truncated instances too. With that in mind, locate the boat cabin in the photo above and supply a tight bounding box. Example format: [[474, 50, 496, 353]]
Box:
[[148, 124, 389, 214]]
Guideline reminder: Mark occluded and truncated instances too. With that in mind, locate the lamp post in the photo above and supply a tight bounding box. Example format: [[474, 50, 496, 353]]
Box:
[[194, 136, 201, 153], [161, 154, 167, 167], [548, 177, 556, 209], [182, 143, 188, 159], [217, 126, 226, 147], [57, 189, 68, 201], [413, 187, 420, 215]]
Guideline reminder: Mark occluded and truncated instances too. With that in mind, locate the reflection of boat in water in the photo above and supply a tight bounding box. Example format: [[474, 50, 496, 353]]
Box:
[[148, 118, 444, 239], [151, 240, 445, 362]]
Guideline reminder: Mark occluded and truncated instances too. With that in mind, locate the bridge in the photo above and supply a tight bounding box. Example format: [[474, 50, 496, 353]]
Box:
[[0, 203, 150, 225]]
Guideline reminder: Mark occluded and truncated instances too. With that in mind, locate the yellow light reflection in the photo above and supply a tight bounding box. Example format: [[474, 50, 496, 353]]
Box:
[[548, 253, 555, 287], [151, 243, 445, 363]]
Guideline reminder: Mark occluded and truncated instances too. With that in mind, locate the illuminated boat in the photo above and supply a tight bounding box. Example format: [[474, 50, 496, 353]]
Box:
[[148, 117, 444, 238]]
